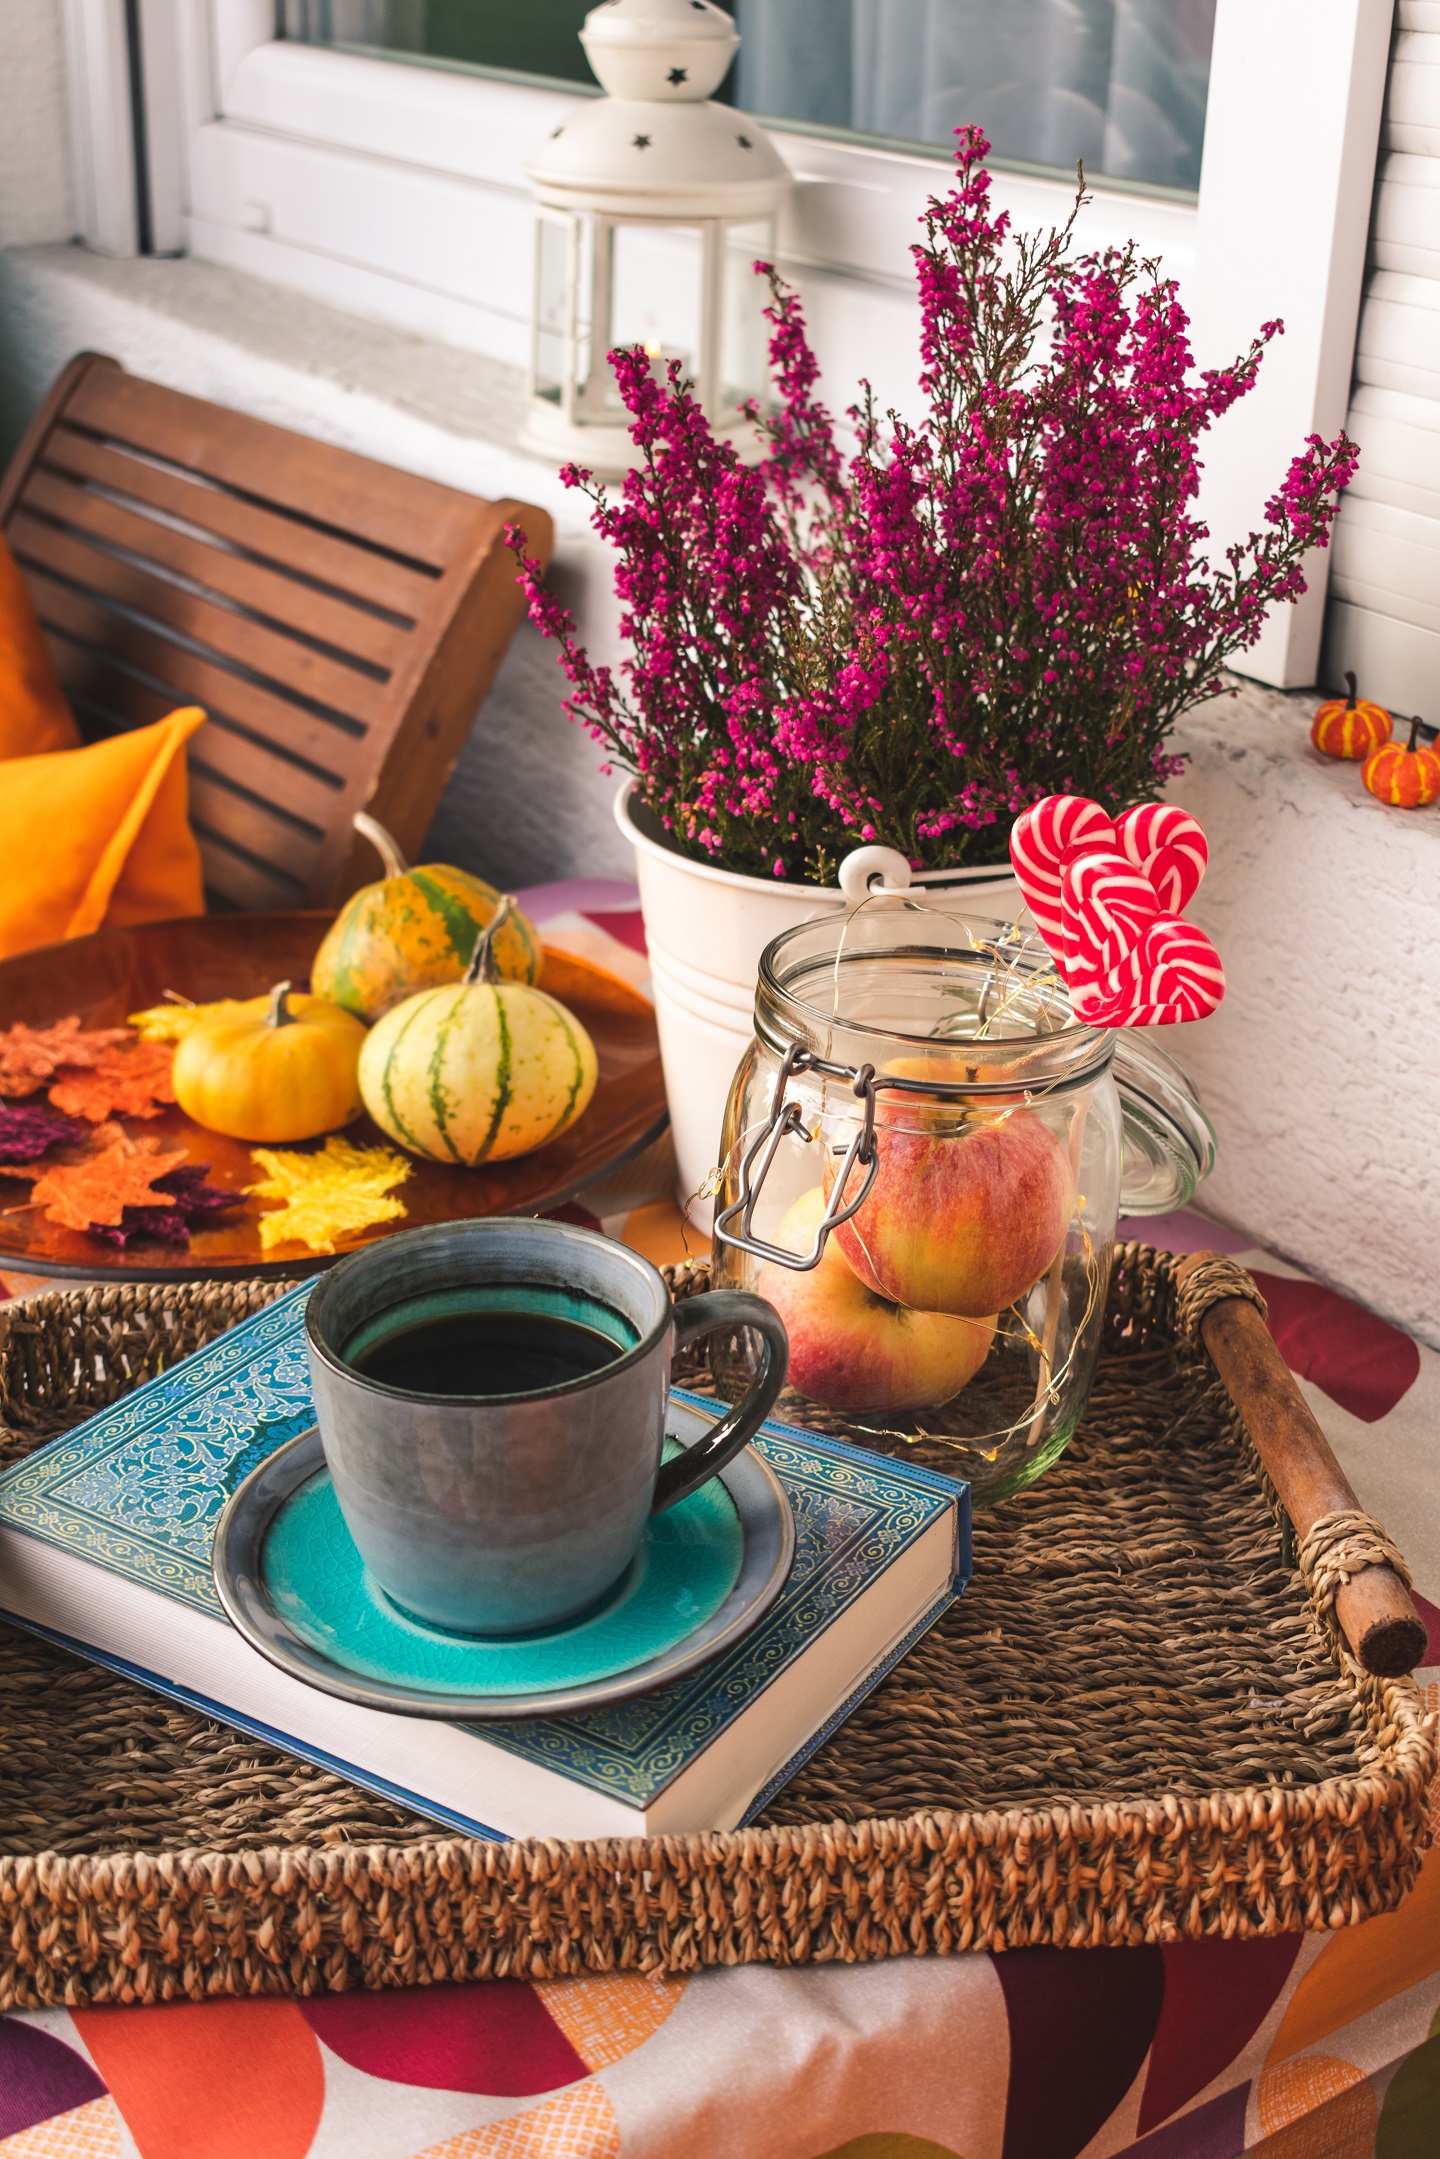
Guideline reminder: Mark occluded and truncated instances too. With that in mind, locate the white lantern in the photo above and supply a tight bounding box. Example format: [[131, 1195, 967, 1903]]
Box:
[[521, 0, 791, 475]]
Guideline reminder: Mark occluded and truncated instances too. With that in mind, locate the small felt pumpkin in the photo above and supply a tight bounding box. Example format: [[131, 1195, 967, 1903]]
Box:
[[172, 983, 367, 1141], [359, 898, 597, 1166], [1311, 672, 1392, 760], [312, 814, 541, 1024], [1361, 717, 1440, 809]]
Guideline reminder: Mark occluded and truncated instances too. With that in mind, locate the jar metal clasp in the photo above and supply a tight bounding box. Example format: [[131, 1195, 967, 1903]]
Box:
[[712, 1043, 880, 1270]]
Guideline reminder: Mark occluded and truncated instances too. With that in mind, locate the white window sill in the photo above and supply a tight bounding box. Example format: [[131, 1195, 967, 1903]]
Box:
[[0, 240, 567, 505]]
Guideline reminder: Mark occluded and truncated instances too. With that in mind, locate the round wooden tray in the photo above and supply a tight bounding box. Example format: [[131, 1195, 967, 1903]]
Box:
[[0, 913, 669, 1281]]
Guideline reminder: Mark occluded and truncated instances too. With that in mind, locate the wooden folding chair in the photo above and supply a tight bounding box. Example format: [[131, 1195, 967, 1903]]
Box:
[[0, 353, 554, 909]]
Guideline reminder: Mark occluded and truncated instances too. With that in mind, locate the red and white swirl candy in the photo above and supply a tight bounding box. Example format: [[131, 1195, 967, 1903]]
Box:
[[1114, 802, 1208, 915], [1007, 795, 1117, 950], [1008, 794, 1223, 1027]]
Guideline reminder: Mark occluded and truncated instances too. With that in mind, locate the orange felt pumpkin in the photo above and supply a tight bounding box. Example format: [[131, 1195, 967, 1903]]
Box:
[[1362, 717, 1440, 809], [1311, 671, 1392, 760]]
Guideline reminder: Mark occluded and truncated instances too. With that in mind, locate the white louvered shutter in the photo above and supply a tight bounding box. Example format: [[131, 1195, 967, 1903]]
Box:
[[1323, 1, 1440, 712]]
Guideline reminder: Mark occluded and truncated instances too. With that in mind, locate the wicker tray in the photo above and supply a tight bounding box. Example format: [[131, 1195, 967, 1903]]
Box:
[[0, 1250, 1431, 2008]]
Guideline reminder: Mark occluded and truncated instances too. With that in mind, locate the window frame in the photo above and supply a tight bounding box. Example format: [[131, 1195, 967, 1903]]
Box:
[[75, 0, 1395, 688]]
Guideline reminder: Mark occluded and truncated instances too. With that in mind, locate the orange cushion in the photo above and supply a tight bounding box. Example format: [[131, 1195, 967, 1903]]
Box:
[[0, 708, 208, 961], [0, 531, 79, 759]]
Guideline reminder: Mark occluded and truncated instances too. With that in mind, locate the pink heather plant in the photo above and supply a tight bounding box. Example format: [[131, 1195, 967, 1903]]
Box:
[[510, 129, 1358, 884]]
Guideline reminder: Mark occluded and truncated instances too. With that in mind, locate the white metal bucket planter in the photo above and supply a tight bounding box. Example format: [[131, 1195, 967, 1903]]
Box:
[[614, 782, 1024, 1225]]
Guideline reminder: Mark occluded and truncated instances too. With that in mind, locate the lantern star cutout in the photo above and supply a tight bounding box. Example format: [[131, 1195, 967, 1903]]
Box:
[[668, 65, 688, 83], [632, 133, 652, 148], [737, 134, 752, 148]]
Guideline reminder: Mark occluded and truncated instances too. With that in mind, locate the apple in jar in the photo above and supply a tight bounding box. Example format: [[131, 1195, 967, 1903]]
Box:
[[824, 1106, 1072, 1319], [756, 1191, 997, 1412]]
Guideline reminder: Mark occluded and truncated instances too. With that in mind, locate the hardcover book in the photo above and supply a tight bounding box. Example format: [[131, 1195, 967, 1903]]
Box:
[[0, 1282, 970, 1841]]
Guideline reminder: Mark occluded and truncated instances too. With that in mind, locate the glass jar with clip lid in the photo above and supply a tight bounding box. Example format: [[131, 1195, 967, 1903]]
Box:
[[709, 887, 1215, 1501]]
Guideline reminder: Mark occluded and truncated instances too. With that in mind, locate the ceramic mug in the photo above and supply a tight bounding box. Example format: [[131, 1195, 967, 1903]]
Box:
[[304, 1217, 788, 1635]]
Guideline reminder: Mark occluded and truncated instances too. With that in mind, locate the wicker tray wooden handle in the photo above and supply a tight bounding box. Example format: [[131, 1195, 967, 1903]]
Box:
[[1176, 1251, 1428, 1678]]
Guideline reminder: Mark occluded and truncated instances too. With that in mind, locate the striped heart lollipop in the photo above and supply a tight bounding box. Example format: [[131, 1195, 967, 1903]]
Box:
[[1114, 803, 1208, 915], [1060, 848, 1159, 993], [1009, 795, 1117, 949], [1073, 915, 1226, 1026], [1010, 792, 1224, 1026]]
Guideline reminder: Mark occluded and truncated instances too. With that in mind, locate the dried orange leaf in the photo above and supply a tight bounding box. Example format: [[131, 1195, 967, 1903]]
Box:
[[30, 1145, 190, 1232], [0, 1018, 130, 1096], [245, 1136, 411, 1255], [48, 1042, 178, 1122]]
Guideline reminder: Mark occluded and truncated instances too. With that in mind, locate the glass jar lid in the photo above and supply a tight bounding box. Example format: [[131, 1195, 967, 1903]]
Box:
[[1111, 1032, 1217, 1215], [747, 903, 1215, 1225]]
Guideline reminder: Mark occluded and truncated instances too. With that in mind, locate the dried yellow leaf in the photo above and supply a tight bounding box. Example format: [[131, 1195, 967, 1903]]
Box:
[[244, 1135, 411, 1255], [128, 995, 261, 1043]]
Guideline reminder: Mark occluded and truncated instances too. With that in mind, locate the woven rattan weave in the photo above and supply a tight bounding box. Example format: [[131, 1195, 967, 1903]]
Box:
[[0, 1249, 1430, 2008]]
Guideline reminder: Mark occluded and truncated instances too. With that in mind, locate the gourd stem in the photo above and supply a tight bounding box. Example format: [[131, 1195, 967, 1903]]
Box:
[[463, 896, 515, 987], [1404, 715, 1423, 753], [267, 981, 297, 1029], [1344, 670, 1357, 710], [352, 811, 409, 880]]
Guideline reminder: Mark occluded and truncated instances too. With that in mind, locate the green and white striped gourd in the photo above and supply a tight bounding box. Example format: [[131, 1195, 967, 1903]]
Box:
[[357, 897, 597, 1165], [313, 815, 540, 1024]]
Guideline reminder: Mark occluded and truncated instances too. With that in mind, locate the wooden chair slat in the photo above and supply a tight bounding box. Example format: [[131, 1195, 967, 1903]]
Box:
[[192, 825, 308, 911], [3, 354, 554, 909], [54, 656, 345, 838], [9, 511, 390, 731], [39, 426, 437, 621], [185, 773, 322, 891], [185, 730, 340, 839], [65, 367, 481, 568], [30, 569, 373, 787], [19, 463, 412, 676]]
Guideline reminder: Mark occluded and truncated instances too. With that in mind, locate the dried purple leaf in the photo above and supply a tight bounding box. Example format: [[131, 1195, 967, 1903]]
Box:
[[90, 1164, 242, 1248], [0, 1103, 88, 1166]]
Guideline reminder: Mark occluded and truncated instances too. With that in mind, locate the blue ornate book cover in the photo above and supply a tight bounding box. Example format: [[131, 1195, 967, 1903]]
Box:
[[0, 1281, 970, 1816]]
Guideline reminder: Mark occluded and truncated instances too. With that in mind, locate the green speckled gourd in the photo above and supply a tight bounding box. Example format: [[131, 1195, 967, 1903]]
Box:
[[358, 897, 598, 1165], [312, 815, 540, 1023]]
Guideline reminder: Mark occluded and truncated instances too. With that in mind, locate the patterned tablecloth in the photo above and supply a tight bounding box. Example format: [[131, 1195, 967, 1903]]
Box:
[[0, 885, 1435, 2159]]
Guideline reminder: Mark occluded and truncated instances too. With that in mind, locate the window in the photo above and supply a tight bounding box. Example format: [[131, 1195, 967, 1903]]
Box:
[[70, 0, 1392, 693], [280, 0, 1216, 194]]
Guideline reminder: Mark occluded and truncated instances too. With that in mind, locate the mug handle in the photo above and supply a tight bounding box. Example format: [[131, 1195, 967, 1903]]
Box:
[[650, 1292, 790, 1515]]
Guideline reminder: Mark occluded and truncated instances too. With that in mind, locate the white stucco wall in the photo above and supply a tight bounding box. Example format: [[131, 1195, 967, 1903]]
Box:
[[1169, 678, 1440, 1349], [0, 0, 74, 248]]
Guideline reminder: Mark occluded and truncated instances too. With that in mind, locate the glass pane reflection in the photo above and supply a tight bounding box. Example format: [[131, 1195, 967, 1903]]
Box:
[[283, 0, 1215, 193]]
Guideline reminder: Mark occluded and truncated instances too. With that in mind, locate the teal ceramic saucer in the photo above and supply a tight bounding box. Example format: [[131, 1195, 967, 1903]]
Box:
[[212, 1402, 794, 1719]]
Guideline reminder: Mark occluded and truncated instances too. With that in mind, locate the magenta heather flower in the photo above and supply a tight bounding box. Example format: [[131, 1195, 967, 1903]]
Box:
[[508, 130, 1357, 882]]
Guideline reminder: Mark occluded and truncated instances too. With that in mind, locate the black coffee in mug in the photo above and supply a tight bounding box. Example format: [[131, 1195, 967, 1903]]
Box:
[[306, 1216, 789, 1633], [341, 1283, 636, 1401]]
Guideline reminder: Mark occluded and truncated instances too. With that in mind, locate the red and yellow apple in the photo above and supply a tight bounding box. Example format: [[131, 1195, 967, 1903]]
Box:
[[824, 1106, 1072, 1318], [756, 1191, 997, 1412]]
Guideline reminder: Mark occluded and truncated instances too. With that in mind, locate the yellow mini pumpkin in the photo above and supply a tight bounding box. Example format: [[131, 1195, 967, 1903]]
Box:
[[358, 898, 597, 1165], [173, 983, 367, 1142], [312, 814, 541, 1023]]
